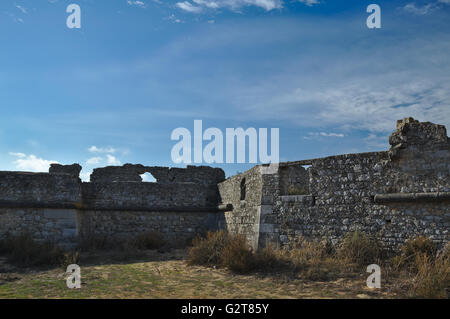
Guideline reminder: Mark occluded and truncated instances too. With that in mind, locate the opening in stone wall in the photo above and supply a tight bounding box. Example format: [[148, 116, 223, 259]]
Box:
[[240, 178, 246, 200], [140, 172, 157, 182]]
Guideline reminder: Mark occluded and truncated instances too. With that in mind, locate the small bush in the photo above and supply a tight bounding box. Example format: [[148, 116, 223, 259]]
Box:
[[288, 237, 331, 267], [337, 231, 381, 266], [392, 236, 437, 272], [0, 233, 66, 267], [128, 231, 165, 250], [220, 235, 255, 273], [60, 251, 80, 270], [187, 230, 232, 266], [254, 244, 288, 272]]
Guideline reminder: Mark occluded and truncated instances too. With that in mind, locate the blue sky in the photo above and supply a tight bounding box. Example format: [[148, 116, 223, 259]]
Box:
[[1, 0, 449, 180]]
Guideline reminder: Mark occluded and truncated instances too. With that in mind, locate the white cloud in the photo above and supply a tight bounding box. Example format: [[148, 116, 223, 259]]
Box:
[[438, 0, 450, 4], [403, 3, 438, 15], [364, 134, 388, 150], [106, 154, 121, 165], [15, 4, 28, 14], [305, 132, 345, 139], [127, 0, 147, 8], [10, 153, 59, 172], [176, 0, 283, 13], [88, 145, 117, 154], [319, 132, 344, 137], [296, 0, 319, 6], [168, 14, 183, 23], [8, 152, 26, 158], [176, 1, 203, 13], [86, 157, 103, 165]]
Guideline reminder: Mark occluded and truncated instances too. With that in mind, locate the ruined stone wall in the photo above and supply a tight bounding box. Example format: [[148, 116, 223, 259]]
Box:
[[255, 118, 450, 250], [0, 208, 78, 246], [217, 166, 263, 249], [0, 164, 225, 247], [279, 165, 309, 195], [78, 210, 222, 246], [0, 171, 81, 206], [81, 182, 218, 210], [1, 118, 448, 252]]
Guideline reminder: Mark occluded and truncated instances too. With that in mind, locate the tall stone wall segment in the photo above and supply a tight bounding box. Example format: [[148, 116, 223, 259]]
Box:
[[219, 118, 449, 251], [0, 164, 225, 246]]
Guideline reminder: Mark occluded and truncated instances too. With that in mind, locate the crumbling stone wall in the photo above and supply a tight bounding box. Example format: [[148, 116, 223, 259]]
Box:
[[1, 117, 448, 251], [0, 164, 225, 247], [219, 118, 449, 251], [279, 165, 309, 195], [78, 210, 221, 246], [217, 166, 263, 249], [90, 164, 224, 185]]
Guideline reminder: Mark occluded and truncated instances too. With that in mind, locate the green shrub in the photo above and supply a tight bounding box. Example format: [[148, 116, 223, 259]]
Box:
[[337, 231, 381, 266]]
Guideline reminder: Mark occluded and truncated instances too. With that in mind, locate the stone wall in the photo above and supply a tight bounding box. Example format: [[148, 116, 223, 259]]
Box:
[[78, 210, 222, 246], [0, 164, 225, 247], [217, 166, 263, 249], [0, 171, 81, 206], [219, 118, 450, 251], [1, 117, 448, 252], [0, 208, 78, 246]]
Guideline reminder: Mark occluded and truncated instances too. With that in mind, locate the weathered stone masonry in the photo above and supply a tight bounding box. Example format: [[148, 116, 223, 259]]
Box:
[[218, 118, 449, 251], [0, 118, 449, 251], [0, 165, 225, 247]]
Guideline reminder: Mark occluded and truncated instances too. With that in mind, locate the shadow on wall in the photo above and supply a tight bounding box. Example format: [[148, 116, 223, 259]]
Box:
[[279, 165, 310, 195]]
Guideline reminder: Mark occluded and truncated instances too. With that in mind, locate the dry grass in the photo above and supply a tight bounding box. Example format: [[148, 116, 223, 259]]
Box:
[[1, 231, 448, 299], [0, 249, 395, 299], [0, 233, 78, 269], [337, 231, 382, 266]]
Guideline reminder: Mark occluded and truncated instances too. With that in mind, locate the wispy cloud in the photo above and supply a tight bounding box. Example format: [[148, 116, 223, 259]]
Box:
[[127, 0, 147, 8], [86, 157, 103, 165], [176, 1, 203, 13], [88, 146, 117, 154], [9, 153, 59, 172], [8, 152, 26, 158], [296, 0, 319, 6], [176, 0, 283, 13], [4, 11, 24, 23], [15, 4, 28, 14], [168, 13, 184, 23], [402, 3, 438, 15], [304, 132, 345, 139]]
